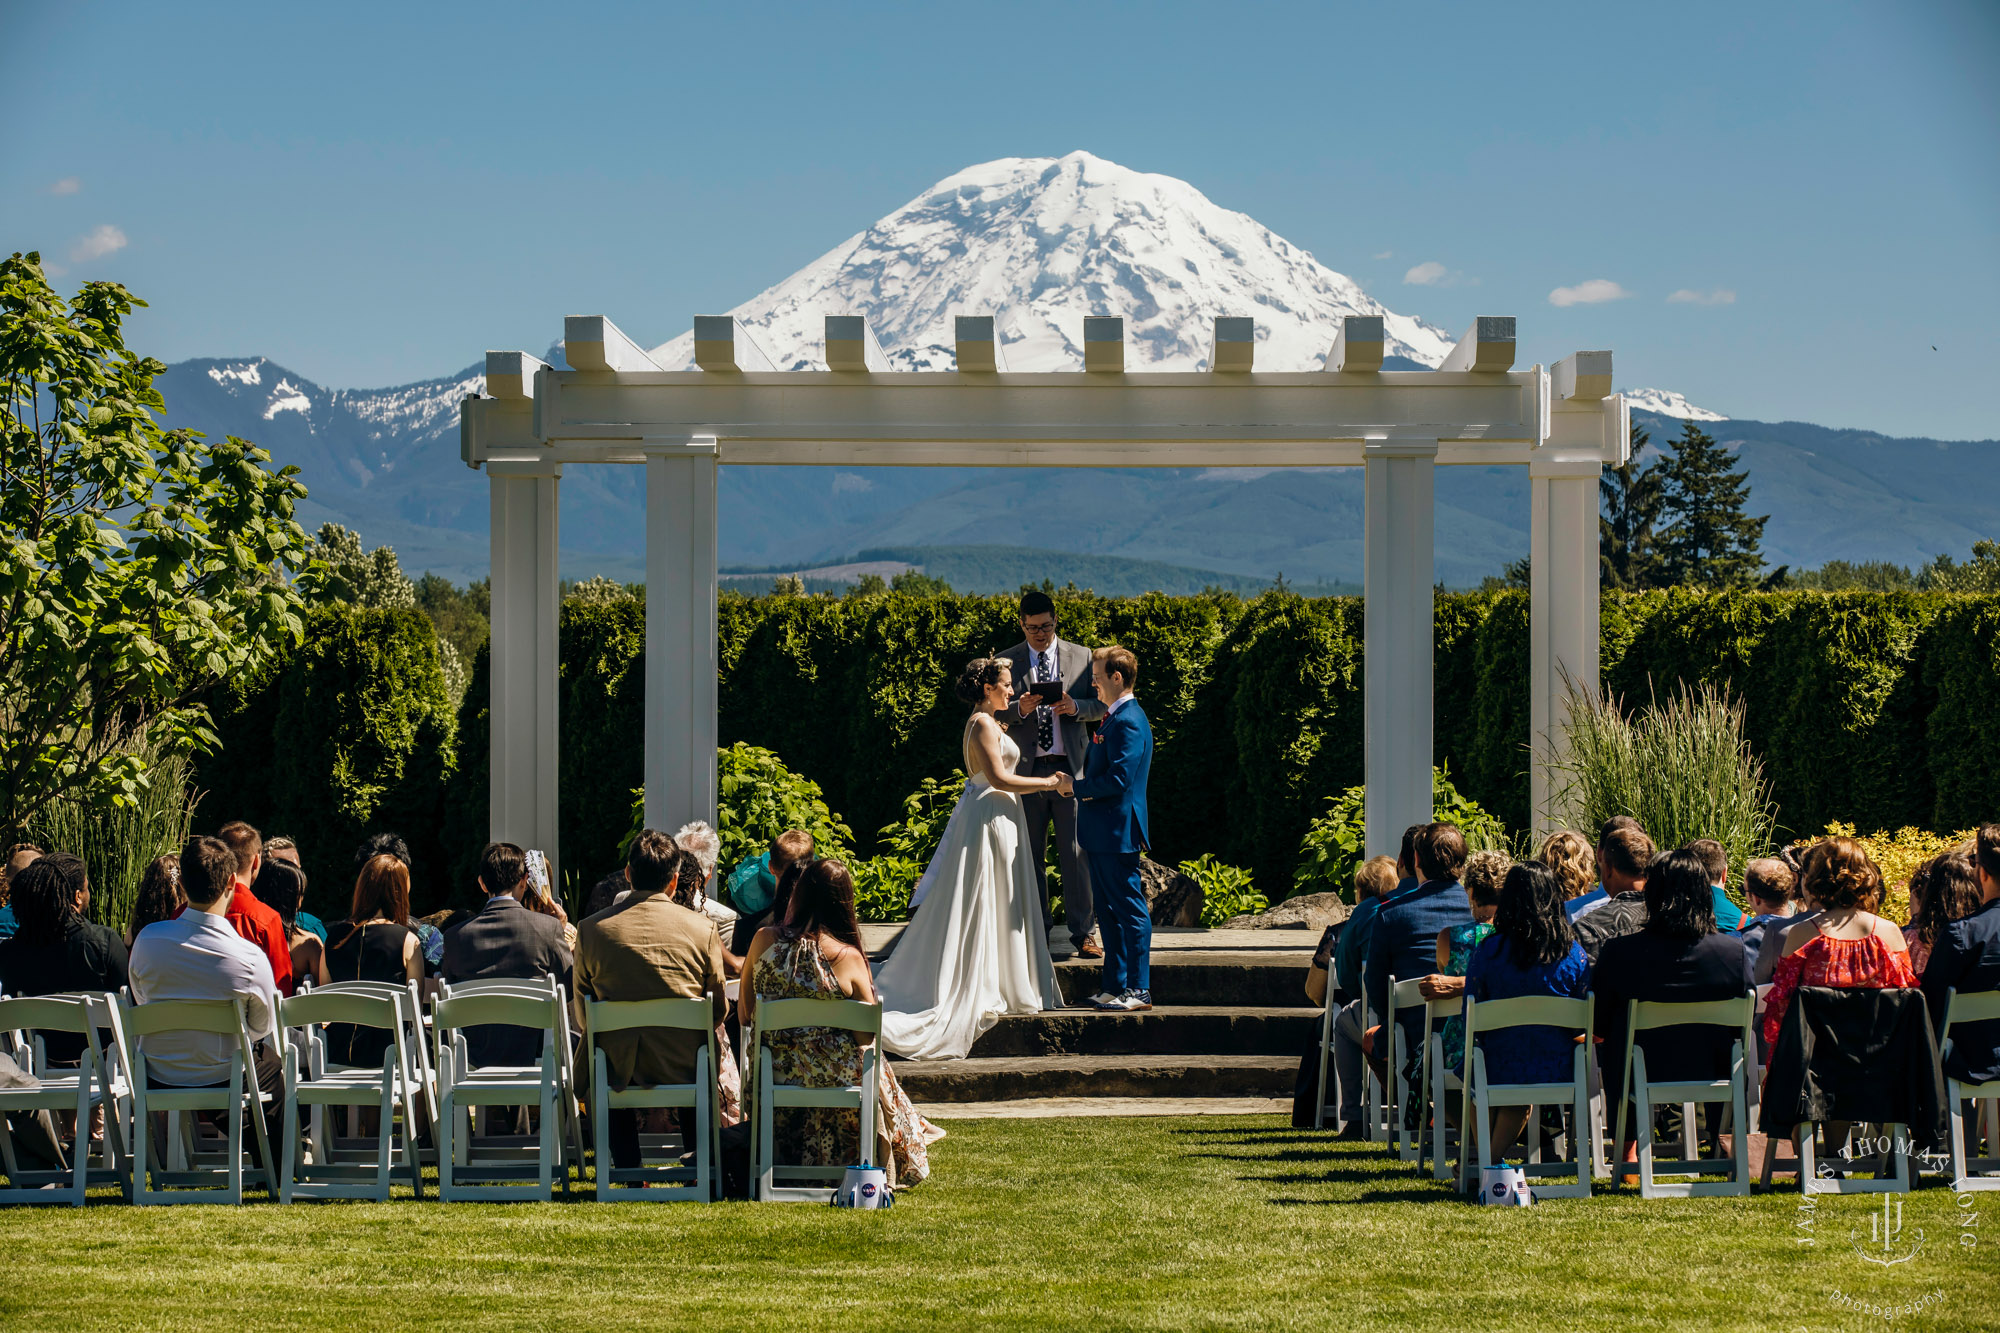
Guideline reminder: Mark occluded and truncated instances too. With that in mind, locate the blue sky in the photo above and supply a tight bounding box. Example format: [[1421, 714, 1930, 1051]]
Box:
[[4, 0, 1995, 439]]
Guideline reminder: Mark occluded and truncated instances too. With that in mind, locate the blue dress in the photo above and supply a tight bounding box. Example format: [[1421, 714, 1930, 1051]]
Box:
[[1459, 935, 1591, 1083]]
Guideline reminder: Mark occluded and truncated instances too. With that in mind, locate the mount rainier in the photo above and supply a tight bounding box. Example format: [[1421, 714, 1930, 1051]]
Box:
[[160, 152, 1989, 587]]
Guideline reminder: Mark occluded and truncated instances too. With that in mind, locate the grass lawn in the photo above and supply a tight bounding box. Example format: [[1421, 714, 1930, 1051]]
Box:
[[3, 1115, 1993, 1332]]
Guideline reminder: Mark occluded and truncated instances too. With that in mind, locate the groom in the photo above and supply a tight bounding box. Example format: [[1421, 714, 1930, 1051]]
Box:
[[1072, 644, 1154, 1012]]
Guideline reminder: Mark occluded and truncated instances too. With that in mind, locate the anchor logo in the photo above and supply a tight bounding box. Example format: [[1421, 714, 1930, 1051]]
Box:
[[1849, 1193, 1925, 1267]]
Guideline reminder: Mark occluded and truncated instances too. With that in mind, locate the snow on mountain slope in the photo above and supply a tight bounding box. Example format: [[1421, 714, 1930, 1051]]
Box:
[[648, 152, 1455, 373], [1623, 387, 1727, 421]]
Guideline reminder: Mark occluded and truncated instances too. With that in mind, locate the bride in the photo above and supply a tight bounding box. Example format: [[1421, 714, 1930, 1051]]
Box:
[[875, 656, 1065, 1059]]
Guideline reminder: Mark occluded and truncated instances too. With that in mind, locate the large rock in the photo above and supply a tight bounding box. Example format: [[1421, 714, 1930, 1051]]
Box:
[[1220, 892, 1351, 933], [1140, 858, 1204, 927]]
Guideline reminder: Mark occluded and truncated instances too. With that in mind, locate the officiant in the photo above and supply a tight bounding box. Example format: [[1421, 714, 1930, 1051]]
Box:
[[1000, 590, 1106, 960]]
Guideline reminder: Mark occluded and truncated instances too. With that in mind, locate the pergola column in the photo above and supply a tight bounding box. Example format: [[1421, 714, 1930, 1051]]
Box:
[[1364, 437, 1438, 858], [643, 438, 720, 835], [487, 458, 563, 872], [1531, 356, 1624, 833]]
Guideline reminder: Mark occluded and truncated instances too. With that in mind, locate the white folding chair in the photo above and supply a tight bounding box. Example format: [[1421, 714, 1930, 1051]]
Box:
[[1456, 993, 1595, 1199], [434, 988, 570, 1201], [747, 996, 884, 1202], [278, 991, 422, 1202], [310, 979, 439, 1155], [1312, 978, 1341, 1130], [585, 996, 719, 1200], [1388, 976, 1426, 1162], [1941, 988, 2000, 1192], [0, 995, 125, 1205], [1427, 996, 1464, 1181], [1613, 995, 1755, 1197], [112, 995, 279, 1205], [1358, 968, 1389, 1143], [436, 976, 585, 1179]]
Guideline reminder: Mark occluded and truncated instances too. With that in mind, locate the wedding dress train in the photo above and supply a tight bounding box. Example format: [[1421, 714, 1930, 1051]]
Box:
[[874, 715, 1059, 1059]]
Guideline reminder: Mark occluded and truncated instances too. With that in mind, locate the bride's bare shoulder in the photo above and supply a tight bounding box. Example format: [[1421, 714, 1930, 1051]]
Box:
[[968, 711, 998, 732]]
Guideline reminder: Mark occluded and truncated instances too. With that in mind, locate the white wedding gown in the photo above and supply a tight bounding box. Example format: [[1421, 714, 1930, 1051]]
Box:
[[875, 714, 1060, 1059]]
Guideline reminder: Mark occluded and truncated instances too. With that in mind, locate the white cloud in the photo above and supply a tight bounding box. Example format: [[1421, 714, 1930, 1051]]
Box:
[[1373, 250, 1393, 261], [1404, 260, 1451, 286], [1548, 278, 1632, 307], [1666, 287, 1736, 306], [48, 177, 81, 196], [68, 225, 127, 263]]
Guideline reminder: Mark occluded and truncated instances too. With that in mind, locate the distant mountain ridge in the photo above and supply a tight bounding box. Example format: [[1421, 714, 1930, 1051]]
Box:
[[156, 152, 1996, 588]]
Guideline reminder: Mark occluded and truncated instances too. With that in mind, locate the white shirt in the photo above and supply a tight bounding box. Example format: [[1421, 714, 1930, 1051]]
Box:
[[1103, 691, 1135, 718], [1029, 643, 1067, 759], [128, 909, 279, 1086]]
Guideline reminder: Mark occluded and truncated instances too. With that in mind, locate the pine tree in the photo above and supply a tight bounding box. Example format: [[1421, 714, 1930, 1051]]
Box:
[[1599, 422, 1666, 590], [1654, 419, 1768, 587]]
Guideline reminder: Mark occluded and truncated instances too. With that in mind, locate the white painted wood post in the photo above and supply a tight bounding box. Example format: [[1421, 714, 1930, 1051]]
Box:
[[1532, 360, 1624, 834], [1364, 438, 1438, 859], [487, 459, 563, 875], [643, 438, 720, 835]]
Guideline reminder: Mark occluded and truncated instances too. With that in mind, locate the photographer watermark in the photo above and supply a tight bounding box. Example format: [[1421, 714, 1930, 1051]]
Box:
[[1785, 1138, 1983, 1323]]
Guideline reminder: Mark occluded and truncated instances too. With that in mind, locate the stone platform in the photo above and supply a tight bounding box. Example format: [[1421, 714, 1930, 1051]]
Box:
[[863, 923, 1319, 1105]]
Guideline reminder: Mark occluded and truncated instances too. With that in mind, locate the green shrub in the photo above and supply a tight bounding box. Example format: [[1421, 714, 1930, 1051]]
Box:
[[710, 743, 853, 879], [1544, 676, 1776, 884], [851, 855, 920, 923], [1292, 766, 1506, 901], [1178, 854, 1266, 926], [875, 770, 967, 867], [1922, 597, 2000, 830]]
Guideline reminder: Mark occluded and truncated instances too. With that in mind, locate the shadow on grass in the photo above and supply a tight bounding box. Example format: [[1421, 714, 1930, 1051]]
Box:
[[1266, 1185, 1447, 1206]]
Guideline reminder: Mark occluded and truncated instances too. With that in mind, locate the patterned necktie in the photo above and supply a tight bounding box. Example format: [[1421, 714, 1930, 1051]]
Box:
[[1036, 649, 1055, 753]]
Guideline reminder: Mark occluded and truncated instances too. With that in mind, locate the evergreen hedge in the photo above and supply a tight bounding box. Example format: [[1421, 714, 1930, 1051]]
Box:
[[199, 589, 2000, 913]]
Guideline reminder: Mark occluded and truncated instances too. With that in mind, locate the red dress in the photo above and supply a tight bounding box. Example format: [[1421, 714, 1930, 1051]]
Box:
[[1761, 929, 1918, 1047]]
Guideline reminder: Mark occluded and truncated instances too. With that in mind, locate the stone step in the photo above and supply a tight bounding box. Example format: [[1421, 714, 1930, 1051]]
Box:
[[966, 1005, 1317, 1059], [894, 1053, 1299, 1103], [1051, 952, 1314, 1008]]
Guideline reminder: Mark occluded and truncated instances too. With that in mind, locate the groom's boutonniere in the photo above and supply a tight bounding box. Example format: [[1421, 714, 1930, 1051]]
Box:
[[1090, 730, 1104, 745]]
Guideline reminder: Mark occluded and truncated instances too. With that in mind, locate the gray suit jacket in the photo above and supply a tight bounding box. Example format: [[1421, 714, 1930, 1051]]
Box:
[[442, 896, 574, 1066], [998, 637, 1107, 778]]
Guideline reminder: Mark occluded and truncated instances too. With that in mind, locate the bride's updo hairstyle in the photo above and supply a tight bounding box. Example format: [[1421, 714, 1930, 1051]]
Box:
[[777, 857, 864, 950], [1800, 836, 1885, 912], [954, 656, 1007, 705]]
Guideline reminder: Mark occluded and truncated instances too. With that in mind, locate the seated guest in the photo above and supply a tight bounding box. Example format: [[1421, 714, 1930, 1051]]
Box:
[[1448, 862, 1589, 1151], [673, 821, 736, 925], [1687, 838, 1744, 932], [253, 860, 327, 991], [128, 836, 283, 1149], [352, 832, 445, 973], [126, 854, 186, 948], [1301, 852, 1398, 1136], [1566, 816, 1644, 922], [1920, 825, 2000, 1090], [573, 831, 731, 1164], [0, 843, 44, 940], [442, 842, 574, 1067], [1594, 847, 1751, 1146], [0, 855, 129, 1064], [258, 836, 324, 941], [323, 855, 422, 1068], [728, 829, 816, 958], [1908, 851, 1982, 978], [1761, 838, 1917, 1050], [1539, 830, 1594, 903], [1365, 823, 1473, 1085], [1425, 849, 1509, 1070], [1737, 857, 1798, 961], [741, 858, 939, 1183], [215, 821, 294, 996], [1573, 826, 1657, 962], [1756, 846, 1819, 986]]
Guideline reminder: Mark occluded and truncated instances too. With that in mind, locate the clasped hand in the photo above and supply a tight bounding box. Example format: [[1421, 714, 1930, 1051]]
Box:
[[1051, 772, 1074, 796]]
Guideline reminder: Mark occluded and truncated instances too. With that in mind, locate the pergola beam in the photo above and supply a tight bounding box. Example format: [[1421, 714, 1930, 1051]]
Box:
[[693, 316, 776, 372], [1326, 315, 1385, 373], [1209, 317, 1255, 372], [823, 315, 890, 372], [1438, 317, 1517, 373], [954, 315, 1008, 373], [1552, 350, 1613, 401], [564, 316, 662, 373], [1083, 316, 1124, 373], [484, 350, 547, 400]]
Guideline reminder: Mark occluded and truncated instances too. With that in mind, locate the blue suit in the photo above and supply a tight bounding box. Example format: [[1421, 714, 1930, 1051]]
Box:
[[1073, 696, 1153, 994]]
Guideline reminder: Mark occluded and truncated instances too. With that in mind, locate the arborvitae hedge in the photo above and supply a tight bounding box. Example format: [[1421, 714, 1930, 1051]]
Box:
[[208, 590, 2000, 910]]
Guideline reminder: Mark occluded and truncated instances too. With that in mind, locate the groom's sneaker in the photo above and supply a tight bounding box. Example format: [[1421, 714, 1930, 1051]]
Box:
[[1087, 992, 1125, 1010], [1118, 989, 1154, 1012]]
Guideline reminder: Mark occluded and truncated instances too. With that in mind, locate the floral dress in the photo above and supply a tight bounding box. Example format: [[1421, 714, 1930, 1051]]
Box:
[[1761, 929, 1918, 1048], [1436, 921, 1496, 1075], [747, 932, 941, 1183]]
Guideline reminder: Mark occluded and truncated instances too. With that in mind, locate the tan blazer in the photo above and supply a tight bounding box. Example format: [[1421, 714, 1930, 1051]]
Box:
[[573, 891, 728, 1090]]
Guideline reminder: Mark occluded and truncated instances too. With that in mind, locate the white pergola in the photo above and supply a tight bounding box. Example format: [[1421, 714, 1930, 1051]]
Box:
[[462, 313, 1626, 879]]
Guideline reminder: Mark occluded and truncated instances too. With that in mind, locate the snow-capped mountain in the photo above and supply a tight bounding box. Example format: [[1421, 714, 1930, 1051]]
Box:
[[1622, 387, 1727, 421], [648, 152, 1455, 373]]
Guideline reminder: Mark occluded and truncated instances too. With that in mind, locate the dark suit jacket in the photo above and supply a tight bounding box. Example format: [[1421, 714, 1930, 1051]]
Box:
[[1593, 929, 1752, 1123], [1073, 698, 1152, 854], [442, 896, 574, 1067], [1761, 987, 1946, 1149], [1365, 878, 1472, 1023], [1920, 896, 2000, 1084], [998, 637, 1107, 776]]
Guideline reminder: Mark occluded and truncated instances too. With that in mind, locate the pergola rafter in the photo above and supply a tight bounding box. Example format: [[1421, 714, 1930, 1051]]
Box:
[[462, 313, 1626, 878]]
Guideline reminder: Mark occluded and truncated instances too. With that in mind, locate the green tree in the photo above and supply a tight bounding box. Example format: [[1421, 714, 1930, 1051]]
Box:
[[846, 573, 888, 597], [1786, 560, 1916, 592], [1919, 539, 2000, 593], [0, 252, 313, 841], [1654, 419, 1767, 587], [890, 569, 952, 596], [306, 522, 413, 608], [1600, 422, 1665, 590]]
